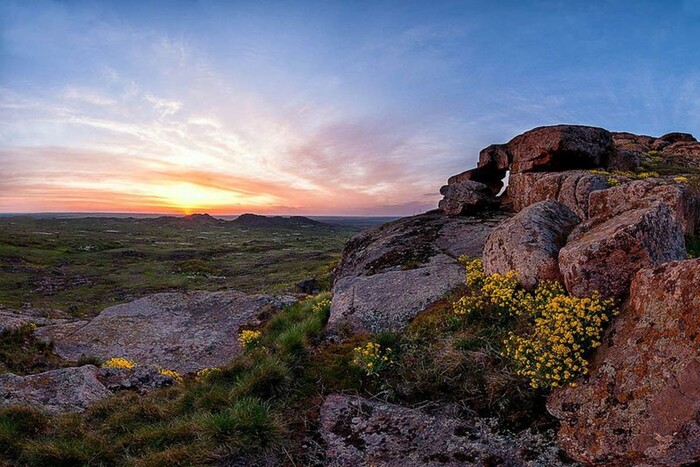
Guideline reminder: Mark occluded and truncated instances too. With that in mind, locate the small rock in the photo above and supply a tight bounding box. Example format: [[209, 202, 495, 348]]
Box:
[[483, 200, 580, 290]]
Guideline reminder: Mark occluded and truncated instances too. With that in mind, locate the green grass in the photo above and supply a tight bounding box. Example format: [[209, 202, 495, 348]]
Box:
[[0, 216, 357, 316], [0, 324, 68, 375], [0, 295, 334, 466]]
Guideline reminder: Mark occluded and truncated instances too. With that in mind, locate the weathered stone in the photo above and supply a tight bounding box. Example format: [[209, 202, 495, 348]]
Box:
[[547, 259, 700, 466], [438, 180, 498, 216], [507, 125, 614, 173], [320, 394, 570, 467], [97, 366, 175, 392], [329, 254, 465, 336], [478, 143, 511, 171], [329, 212, 507, 337], [507, 171, 609, 219], [559, 203, 686, 299], [36, 291, 295, 373], [483, 201, 580, 290], [0, 366, 111, 414], [588, 179, 699, 235], [447, 166, 506, 196]]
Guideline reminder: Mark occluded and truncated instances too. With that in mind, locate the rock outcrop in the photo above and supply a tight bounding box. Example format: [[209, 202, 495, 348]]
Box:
[[328, 211, 507, 337], [588, 179, 699, 235], [0, 366, 111, 414], [483, 201, 580, 289], [547, 259, 700, 465], [507, 125, 614, 173], [0, 365, 177, 414], [36, 291, 296, 374], [508, 171, 609, 219], [320, 394, 569, 467], [558, 203, 686, 299], [438, 180, 498, 216]]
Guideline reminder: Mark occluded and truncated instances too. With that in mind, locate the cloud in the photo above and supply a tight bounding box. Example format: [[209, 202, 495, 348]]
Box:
[[144, 93, 182, 117]]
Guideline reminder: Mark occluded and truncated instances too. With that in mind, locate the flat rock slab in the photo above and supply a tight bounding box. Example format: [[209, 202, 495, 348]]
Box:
[[37, 291, 294, 373], [0, 365, 111, 414], [548, 259, 700, 465], [320, 394, 569, 467]]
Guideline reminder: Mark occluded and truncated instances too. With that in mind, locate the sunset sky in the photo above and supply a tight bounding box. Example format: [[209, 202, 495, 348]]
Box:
[[2, 0, 700, 215]]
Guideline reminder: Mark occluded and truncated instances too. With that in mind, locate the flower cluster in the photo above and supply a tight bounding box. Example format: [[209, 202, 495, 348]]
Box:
[[195, 367, 222, 382], [311, 298, 332, 314], [453, 260, 618, 389], [352, 341, 394, 376], [238, 329, 262, 349], [503, 289, 616, 389], [454, 258, 530, 317], [675, 176, 689, 183], [102, 357, 137, 369], [157, 367, 183, 383]]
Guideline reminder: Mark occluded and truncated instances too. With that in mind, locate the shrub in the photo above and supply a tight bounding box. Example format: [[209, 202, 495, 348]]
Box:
[[351, 341, 395, 376], [158, 367, 183, 383], [453, 259, 617, 389]]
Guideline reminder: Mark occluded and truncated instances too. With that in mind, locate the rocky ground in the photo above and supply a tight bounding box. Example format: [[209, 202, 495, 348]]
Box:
[[1, 125, 699, 465]]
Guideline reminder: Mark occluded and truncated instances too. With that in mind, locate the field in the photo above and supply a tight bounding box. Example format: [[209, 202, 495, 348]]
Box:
[[0, 215, 377, 317]]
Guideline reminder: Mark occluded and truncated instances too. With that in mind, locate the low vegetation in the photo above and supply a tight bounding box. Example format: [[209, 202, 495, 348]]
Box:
[[0, 216, 358, 316], [0, 260, 621, 464], [0, 324, 67, 376]]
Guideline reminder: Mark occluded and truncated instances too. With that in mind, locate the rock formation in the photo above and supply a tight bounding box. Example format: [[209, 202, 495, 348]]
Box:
[[320, 394, 569, 466], [483, 200, 580, 290], [328, 211, 508, 337], [547, 259, 700, 465], [36, 291, 297, 373]]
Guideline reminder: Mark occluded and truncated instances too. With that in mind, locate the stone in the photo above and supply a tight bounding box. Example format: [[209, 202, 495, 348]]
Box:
[[320, 394, 570, 467], [507, 171, 609, 219], [0, 366, 111, 414], [36, 291, 294, 374], [447, 166, 506, 196], [329, 211, 507, 337], [438, 180, 498, 216], [483, 201, 580, 290], [507, 125, 614, 173], [295, 278, 320, 295], [329, 254, 465, 335], [559, 203, 686, 299], [478, 143, 511, 171], [588, 179, 699, 235], [547, 259, 700, 466]]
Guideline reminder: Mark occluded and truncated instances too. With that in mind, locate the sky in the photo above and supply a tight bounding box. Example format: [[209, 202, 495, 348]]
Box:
[[1, 0, 700, 216]]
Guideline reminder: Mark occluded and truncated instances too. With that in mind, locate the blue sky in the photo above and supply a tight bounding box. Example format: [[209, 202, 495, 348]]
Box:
[[1, 0, 699, 214]]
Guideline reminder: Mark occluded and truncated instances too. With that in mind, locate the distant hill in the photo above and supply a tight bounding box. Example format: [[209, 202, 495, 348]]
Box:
[[182, 213, 223, 223], [232, 213, 331, 229]]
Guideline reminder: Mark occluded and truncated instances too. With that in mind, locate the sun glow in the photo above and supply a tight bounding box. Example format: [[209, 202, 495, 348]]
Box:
[[152, 182, 277, 214]]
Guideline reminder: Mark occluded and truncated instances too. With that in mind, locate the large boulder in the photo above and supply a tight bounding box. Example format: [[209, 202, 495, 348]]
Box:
[[507, 125, 614, 173], [438, 180, 498, 216], [588, 179, 699, 235], [447, 166, 506, 196], [558, 203, 686, 299], [483, 201, 580, 290], [320, 394, 569, 466], [0, 366, 111, 414], [547, 259, 700, 466], [507, 171, 609, 219], [36, 291, 295, 373], [329, 211, 507, 337]]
